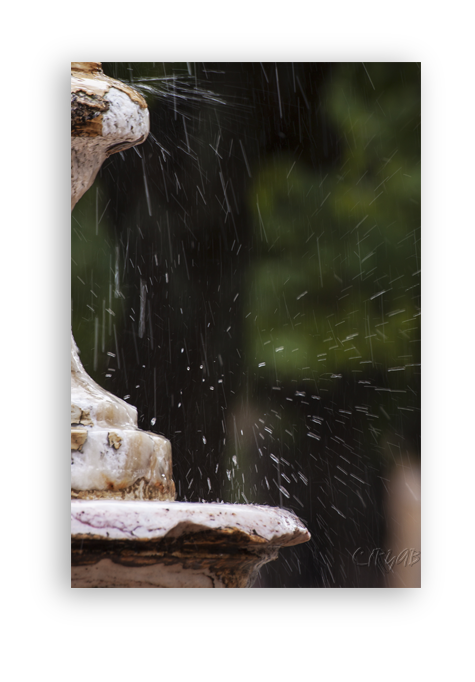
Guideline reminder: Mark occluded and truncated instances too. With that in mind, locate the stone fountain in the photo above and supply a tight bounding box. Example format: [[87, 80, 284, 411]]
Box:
[[70, 62, 310, 588]]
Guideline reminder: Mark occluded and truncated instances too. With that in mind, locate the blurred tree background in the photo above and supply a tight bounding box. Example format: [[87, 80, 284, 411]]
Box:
[[71, 62, 420, 587]]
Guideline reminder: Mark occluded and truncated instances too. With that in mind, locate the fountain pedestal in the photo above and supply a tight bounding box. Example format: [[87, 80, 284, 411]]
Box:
[[71, 500, 310, 588], [70, 62, 175, 502], [70, 62, 310, 587]]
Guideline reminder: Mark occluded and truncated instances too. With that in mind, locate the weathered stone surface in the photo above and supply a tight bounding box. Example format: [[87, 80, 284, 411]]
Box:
[[71, 62, 149, 210], [71, 337, 175, 500], [71, 500, 311, 588], [71, 63, 174, 502]]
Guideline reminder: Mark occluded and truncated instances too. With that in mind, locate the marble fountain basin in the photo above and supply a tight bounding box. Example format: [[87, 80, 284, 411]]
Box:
[[71, 499, 311, 588]]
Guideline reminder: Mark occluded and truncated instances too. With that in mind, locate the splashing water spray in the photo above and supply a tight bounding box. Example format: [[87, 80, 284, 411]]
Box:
[[70, 62, 310, 588]]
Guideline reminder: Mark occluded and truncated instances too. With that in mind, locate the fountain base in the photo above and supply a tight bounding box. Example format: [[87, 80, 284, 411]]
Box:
[[71, 336, 175, 502], [71, 500, 310, 588]]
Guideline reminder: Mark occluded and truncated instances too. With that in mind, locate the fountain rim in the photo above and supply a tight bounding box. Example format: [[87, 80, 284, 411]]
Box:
[[71, 499, 311, 547]]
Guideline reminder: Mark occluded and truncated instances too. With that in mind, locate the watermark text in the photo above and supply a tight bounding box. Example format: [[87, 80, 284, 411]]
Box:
[[352, 547, 420, 572]]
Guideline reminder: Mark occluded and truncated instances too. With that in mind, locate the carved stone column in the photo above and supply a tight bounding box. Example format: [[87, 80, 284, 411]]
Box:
[[71, 62, 175, 501]]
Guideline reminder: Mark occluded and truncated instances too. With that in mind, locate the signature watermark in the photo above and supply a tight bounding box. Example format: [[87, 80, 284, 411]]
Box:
[[352, 547, 420, 573]]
